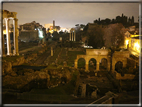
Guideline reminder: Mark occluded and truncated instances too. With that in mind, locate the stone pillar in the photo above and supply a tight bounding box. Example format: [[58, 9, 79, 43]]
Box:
[[96, 62, 100, 71], [107, 62, 111, 71], [74, 32, 76, 41], [51, 47, 53, 56], [5, 18, 11, 56], [85, 62, 89, 71], [112, 63, 115, 73], [14, 18, 19, 55], [69, 33, 71, 41], [74, 60, 77, 68], [13, 19, 16, 55]]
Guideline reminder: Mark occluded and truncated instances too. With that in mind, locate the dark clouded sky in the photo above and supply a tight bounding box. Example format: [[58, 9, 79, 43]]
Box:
[[3, 2, 139, 28]]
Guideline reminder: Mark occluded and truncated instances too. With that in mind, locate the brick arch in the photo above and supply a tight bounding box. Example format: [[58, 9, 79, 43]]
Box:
[[115, 61, 123, 73], [77, 57, 86, 69], [100, 58, 108, 70], [88, 58, 97, 70]]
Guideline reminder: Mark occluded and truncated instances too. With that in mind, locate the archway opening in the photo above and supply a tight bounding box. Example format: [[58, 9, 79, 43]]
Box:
[[78, 58, 86, 70], [89, 58, 96, 71], [115, 61, 123, 73], [99, 58, 107, 71]]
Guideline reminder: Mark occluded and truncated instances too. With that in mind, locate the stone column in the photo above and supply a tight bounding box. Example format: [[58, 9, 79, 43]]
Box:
[[72, 32, 73, 41], [96, 62, 100, 71], [13, 19, 16, 55], [5, 18, 11, 56], [14, 18, 19, 55], [51, 47, 53, 56], [74, 31, 76, 41]]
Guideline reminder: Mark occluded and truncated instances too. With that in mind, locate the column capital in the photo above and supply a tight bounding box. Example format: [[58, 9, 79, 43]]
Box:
[[4, 18, 10, 21], [13, 18, 18, 21]]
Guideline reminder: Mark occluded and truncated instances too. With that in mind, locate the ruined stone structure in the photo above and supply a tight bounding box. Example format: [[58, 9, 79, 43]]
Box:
[[112, 51, 130, 72], [2, 10, 19, 56], [69, 28, 76, 41], [74, 49, 111, 71], [75, 49, 131, 73], [19, 21, 46, 43]]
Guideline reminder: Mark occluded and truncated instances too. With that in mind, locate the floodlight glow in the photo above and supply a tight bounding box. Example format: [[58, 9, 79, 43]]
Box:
[[134, 42, 140, 51], [126, 40, 129, 45], [37, 28, 44, 39]]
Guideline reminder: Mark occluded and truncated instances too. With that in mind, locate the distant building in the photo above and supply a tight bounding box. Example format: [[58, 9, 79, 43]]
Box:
[[45, 20, 60, 34]]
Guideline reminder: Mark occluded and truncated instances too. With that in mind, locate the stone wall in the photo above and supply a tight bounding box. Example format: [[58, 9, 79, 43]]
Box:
[[19, 30, 38, 42], [86, 49, 110, 56], [114, 71, 135, 80]]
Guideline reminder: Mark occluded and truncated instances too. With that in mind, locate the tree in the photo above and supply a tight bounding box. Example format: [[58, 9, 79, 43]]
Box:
[[104, 23, 125, 48], [88, 26, 104, 48]]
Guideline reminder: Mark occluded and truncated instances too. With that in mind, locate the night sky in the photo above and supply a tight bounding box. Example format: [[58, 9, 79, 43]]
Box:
[[3, 1, 139, 28]]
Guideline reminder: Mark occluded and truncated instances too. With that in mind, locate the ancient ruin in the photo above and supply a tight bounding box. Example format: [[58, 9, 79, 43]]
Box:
[[69, 28, 76, 41], [74, 49, 111, 71], [3, 10, 19, 56]]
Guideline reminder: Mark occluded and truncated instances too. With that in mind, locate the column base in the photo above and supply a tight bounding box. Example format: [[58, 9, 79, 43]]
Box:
[[7, 53, 12, 56], [16, 53, 19, 56]]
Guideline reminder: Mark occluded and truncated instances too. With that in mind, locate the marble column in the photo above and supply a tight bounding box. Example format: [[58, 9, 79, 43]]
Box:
[[5, 18, 11, 56], [14, 18, 19, 55]]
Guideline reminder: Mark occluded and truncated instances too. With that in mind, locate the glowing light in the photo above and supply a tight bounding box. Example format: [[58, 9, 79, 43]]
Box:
[[3, 30, 6, 34], [37, 28, 44, 38], [134, 42, 140, 51], [126, 40, 129, 45]]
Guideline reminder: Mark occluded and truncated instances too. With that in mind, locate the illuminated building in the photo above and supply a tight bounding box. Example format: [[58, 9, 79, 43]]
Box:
[[124, 27, 141, 57], [45, 20, 60, 35]]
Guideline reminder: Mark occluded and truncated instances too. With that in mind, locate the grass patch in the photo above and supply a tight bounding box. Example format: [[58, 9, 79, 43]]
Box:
[[67, 51, 85, 66], [2, 55, 23, 62]]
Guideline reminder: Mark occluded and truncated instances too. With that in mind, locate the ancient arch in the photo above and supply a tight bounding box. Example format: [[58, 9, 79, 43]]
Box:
[[112, 51, 130, 73], [69, 28, 76, 41], [89, 58, 97, 71], [2, 10, 19, 56], [74, 49, 111, 72], [115, 61, 123, 73], [100, 58, 108, 70]]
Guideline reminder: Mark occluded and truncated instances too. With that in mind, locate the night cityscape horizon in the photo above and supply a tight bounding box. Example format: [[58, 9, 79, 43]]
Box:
[[1, 1, 141, 106]]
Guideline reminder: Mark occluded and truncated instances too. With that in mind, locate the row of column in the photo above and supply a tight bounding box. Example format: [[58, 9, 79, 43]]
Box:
[[4, 18, 19, 56], [69, 31, 76, 41]]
